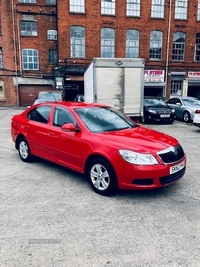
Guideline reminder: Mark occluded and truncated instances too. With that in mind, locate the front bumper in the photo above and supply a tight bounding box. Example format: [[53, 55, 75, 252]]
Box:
[[115, 156, 186, 190]]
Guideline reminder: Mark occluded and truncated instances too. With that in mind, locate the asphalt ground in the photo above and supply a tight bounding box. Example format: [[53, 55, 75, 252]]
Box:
[[0, 107, 200, 267]]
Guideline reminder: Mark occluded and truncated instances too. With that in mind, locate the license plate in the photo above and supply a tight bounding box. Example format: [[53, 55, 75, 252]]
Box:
[[170, 161, 185, 174], [160, 114, 170, 118]]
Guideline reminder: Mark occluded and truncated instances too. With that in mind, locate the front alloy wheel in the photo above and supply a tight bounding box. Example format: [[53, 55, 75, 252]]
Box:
[[87, 157, 117, 196], [18, 138, 32, 162], [183, 111, 190, 123]]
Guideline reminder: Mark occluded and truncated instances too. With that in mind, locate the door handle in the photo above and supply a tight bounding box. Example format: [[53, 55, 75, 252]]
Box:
[[48, 132, 54, 136]]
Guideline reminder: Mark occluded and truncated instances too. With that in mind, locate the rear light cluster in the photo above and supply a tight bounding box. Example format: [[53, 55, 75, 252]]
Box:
[[195, 110, 200, 114]]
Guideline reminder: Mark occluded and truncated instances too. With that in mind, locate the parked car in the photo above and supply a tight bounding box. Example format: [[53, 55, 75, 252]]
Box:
[[38, 91, 62, 101], [166, 96, 200, 122], [141, 96, 175, 123], [193, 109, 200, 127], [11, 102, 186, 196]]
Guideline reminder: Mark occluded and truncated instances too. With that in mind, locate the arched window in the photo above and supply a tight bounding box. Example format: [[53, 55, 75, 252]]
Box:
[[172, 32, 186, 61], [126, 29, 139, 58], [149, 30, 163, 60], [101, 28, 115, 58], [70, 26, 85, 58]]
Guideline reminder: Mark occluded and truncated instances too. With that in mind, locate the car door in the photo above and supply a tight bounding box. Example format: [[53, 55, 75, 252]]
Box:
[[26, 105, 52, 157], [47, 106, 85, 172], [167, 98, 181, 118]]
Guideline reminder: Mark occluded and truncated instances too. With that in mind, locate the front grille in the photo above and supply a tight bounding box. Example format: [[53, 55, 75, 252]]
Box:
[[158, 145, 185, 164], [159, 167, 186, 185]]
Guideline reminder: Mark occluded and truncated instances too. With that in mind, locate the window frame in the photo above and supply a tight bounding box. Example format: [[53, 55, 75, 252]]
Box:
[[20, 20, 37, 36], [47, 30, 57, 40], [149, 30, 163, 60], [151, 0, 165, 18], [172, 32, 186, 61], [48, 49, 58, 64], [126, 0, 140, 17], [174, 0, 188, 20], [101, 0, 116, 15], [22, 49, 39, 70], [69, 0, 85, 13], [101, 28, 115, 58], [125, 29, 139, 58], [70, 26, 85, 58]]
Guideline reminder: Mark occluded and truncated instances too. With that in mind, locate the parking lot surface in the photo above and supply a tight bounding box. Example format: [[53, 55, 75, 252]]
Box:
[[1, 107, 200, 267]]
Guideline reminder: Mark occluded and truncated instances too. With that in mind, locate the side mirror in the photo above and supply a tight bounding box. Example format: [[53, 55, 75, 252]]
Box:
[[61, 123, 77, 132], [176, 103, 181, 106]]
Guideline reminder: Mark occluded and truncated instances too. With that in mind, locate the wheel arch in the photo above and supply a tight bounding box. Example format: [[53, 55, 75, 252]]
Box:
[[15, 134, 27, 150], [84, 153, 117, 178]]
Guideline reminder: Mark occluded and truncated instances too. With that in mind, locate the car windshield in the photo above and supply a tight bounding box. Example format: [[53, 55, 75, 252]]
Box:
[[75, 107, 137, 132], [38, 92, 61, 100], [182, 99, 200, 105], [144, 98, 167, 108]]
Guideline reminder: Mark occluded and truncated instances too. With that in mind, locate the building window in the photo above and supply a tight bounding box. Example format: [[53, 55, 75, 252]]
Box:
[[198, 1, 200, 21], [101, 28, 115, 57], [22, 49, 38, 70], [19, 0, 36, 3], [101, 0, 115, 15], [46, 0, 56, 4], [195, 33, 200, 61], [172, 32, 185, 61], [47, 30, 57, 40], [174, 0, 188, 20], [126, 29, 139, 58], [69, 0, 85, 13], [20, 21, 37, 36], [170, 80, 183, 96], [149, 30, 163, 60], [48, 49, 57, 64], [70, 26, 85, 58], [151, 0, 165, 18], [126, 0, 140, 17], [0, 48, 3, 68]]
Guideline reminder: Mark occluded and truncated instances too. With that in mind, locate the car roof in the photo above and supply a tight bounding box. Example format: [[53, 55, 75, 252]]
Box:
[[32, 101, 108, 109]]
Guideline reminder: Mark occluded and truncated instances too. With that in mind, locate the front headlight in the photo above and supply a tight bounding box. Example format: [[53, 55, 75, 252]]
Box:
[[148, 109, 157, 114], [119, 150, 159, 165]]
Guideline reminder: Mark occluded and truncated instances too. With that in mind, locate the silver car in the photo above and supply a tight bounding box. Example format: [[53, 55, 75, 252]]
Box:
[[166, 96, 200, 122]]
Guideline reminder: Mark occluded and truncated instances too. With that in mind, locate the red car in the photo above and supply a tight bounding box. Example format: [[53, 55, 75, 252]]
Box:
[[11, 102, 186, 196]]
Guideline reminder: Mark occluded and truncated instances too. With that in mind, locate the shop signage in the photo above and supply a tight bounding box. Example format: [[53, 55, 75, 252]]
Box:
[[188, 72, 200, 78], [144, 70, 165, 82]]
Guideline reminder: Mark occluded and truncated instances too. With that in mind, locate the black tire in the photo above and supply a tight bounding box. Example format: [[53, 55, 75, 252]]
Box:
[[183, 111, 190, 123], [86, 157, 118, 196], [18, 138, 33, 162], [140, 115, 146, 123]]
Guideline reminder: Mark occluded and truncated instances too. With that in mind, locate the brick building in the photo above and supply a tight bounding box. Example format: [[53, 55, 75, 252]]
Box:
[[0, 0, 57, 106], [1, 0, 200, 106]]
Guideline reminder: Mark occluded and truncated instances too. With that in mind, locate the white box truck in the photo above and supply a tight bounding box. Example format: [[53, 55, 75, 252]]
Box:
[[84, 58, 144, 118]]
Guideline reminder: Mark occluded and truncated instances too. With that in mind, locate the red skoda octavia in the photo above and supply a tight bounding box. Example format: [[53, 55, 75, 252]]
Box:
[[11, 102, 186, 196]]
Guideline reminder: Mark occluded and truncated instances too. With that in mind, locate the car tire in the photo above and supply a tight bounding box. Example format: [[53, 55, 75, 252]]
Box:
[[183, 111, 191, 123], [86, 157, 118, 196], [18, 138, 33, 162], [140, 116, 146, 123]]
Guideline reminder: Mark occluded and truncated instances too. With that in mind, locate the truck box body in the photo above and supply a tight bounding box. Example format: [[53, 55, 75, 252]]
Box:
[[84, 58, 144, 117]]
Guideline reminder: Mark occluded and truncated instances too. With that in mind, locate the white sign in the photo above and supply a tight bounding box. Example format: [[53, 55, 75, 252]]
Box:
[[188, 72, 200, 78], [144, 70, 165, 82]]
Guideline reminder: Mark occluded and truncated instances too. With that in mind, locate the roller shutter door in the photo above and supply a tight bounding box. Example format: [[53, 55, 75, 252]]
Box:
[[19, 85, 53, 106]]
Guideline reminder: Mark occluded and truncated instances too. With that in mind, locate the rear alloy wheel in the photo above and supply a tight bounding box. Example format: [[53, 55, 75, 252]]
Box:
[[87, 157, 118, 196], [183, 111, 190, 123], [18, 138, 32, 162]]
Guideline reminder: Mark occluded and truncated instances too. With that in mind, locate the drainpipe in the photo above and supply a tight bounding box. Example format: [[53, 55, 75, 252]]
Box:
[[165, 0, 172, 98], [11, 0, 19, 105]]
